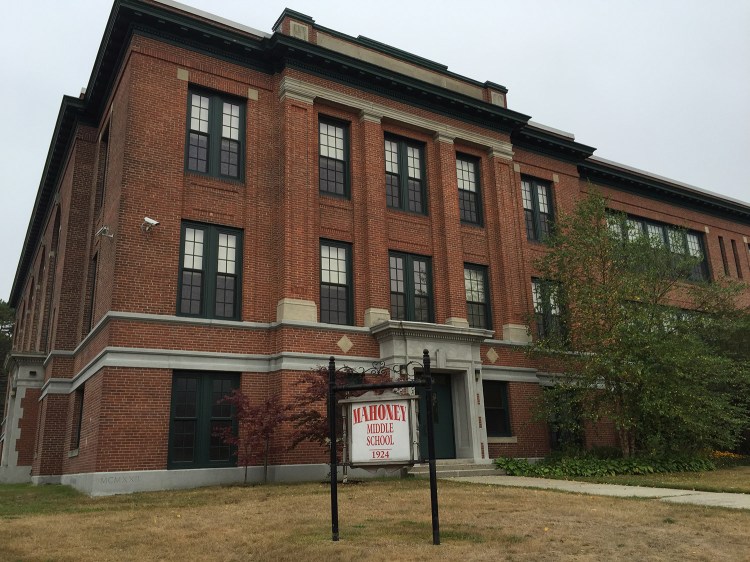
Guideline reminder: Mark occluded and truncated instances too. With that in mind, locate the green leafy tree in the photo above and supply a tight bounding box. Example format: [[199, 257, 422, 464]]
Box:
[[532, 190, 750, 457]]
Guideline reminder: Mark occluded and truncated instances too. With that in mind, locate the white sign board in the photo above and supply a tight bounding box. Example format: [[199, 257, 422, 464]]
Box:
[[349, 400, 412, 465]]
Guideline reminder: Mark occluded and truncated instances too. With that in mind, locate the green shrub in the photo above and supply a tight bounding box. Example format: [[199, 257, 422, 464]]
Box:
[[494, 454, 715, 478]]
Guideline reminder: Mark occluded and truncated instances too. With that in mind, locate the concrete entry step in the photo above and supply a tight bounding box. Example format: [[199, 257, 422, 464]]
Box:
[[408, 460, 502, 479]]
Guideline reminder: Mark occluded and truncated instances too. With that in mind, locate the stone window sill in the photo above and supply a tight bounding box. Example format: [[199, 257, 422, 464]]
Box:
[[488, 436, 517, 444]]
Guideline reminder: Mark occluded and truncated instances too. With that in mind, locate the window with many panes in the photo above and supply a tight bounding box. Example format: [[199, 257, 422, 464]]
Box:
[[320, 241, 352, 325], [730, 239, 743, 279], [457, 155, 482, 225], [168, 372, 238, 469], [385, 136, 426, 214], [531, 278, 564, 339], [319, 118, 349, 197], [609, 214, 709, 282], [70, 385, 85, 450], [389, 252, 432, 322], [464, 265, 490, 329], [522, 177, 553, 242], [186, 90, 245, 179], [483, 380, 511, 437], [179, 223, 242, 320]]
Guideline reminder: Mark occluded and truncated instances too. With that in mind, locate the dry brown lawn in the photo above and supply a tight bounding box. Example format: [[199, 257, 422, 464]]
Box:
[[1, 479, 749, 561]]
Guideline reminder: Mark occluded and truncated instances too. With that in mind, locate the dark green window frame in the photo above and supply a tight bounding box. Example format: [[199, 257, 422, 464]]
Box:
[[178, 222, 243, 320], [185, 88, 246, 180], [385, 135, 427, 214], [457, 154, 483, 226], [70, 385, 85, 450], [483, 380, 511, 437], [320, 240, 353, 325], [168, 372, 239, 469], [464, 264, 491, 329], [532, 278, 564, 340], [319, 117, 350, 198], [389, 252, 433, 322], [522, 176, 553, 242], [607, 213, 709, 282]]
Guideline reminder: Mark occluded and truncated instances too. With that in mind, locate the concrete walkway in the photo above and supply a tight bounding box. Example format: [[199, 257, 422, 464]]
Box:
[[447, 475, 750, 510]]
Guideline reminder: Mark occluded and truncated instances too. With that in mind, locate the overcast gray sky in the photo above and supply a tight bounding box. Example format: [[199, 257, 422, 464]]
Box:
[[1, 0, 749, 301]]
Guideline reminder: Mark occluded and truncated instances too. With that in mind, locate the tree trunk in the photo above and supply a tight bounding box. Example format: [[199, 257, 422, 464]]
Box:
[[617, 427, 633, 458], [263, 436, 269, 484]]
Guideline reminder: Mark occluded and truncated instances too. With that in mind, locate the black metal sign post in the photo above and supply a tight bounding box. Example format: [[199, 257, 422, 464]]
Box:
[[327, 349, 440, 545], [328, 355, 340, 542]]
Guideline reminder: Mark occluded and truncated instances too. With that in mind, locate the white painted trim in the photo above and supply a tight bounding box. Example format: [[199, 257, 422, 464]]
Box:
[[482, 365, 540, 384], [279, 77, 514, 160], [31, 475, 61, 485], [488, 436, 518, 444], [39, 347, 383, 398], [44, 310, 374, 367], [483, 337, 530, 347], [61, 464, 404, 496], [0, 464, 32, 484]]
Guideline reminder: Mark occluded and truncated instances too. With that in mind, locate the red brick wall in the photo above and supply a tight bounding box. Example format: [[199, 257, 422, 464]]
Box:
[[488, 382, 551, 459], [7, 24, 750, 478], [31, 395, 68, 476], [16, 388, 41, 466], [94, 367, 172, 472]]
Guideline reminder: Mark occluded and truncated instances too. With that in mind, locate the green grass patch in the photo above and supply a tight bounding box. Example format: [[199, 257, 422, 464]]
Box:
[[573, 464, 750, 494], [495, 454, 715, 478], [0, 484, 87, 518], [494, 454, 750, 494]]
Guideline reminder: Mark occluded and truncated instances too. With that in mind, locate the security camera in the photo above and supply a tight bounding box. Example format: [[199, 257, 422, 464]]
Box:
[[95, 226, 113, 238], [141, 217, 160, 233]]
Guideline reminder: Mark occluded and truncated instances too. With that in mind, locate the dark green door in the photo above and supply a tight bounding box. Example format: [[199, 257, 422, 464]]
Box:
[[418, 374, 456, 460]]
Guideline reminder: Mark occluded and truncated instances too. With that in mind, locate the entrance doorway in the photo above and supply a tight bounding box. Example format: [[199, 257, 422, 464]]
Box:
[[418, 373, 456, 460]]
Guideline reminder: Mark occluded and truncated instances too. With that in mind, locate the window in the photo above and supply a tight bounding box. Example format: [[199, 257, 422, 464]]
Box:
[[464, 265, 490, 329], [84, 254, 98, 334], [186, 90, 245, 179], [320, 241, 352, 325], [94, 123, 109, 215], [179, 223, 242, 320], [610, 214, 709, 282], [483, 381, 511, 437], [319, 119, 349, 197], [457, 156, 482, 225], [531, 278, 563, 339], [70, 386, 85, 450], [385, 136, 426, 214], [522, 177, 553, 242], [168, 372, 239, 469], [731, 239, 742, 279], [389, 252, 432, 322], [718, 236, 729, 276]]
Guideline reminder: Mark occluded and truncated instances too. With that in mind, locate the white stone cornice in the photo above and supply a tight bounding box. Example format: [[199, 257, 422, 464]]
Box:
[[488, 147, 515, 160], [38, 347, 382, 398], [370, 320, 493, 344], [278, 76, 514, 159], [359, 109, 383, 124], [278, 77, 314, 104], [433, 132, 455, 144]]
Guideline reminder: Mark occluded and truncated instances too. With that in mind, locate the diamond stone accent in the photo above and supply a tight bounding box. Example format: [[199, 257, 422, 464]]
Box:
[[337, 335, 353, 353], [486, 347, 498, 364]]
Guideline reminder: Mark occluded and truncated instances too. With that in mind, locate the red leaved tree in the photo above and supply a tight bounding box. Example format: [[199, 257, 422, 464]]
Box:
[[214, 389, 289, 484], [288, 365, 393, 461]]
